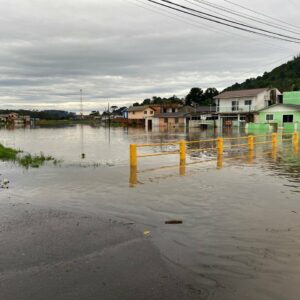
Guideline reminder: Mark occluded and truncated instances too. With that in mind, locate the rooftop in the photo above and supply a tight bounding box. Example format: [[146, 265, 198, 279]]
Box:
[[127, 106, 156, 112], [214, 88, 270, 99]]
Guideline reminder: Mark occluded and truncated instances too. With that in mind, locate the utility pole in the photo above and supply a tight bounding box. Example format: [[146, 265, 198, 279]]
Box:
[[80, 89, 83, 119], [108, 102, 111, 127]]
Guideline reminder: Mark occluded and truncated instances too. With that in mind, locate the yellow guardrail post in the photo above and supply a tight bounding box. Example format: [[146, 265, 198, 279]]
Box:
[[130, 144, 137, 168], [217, 138, 223, 155], [293, 132, 299, 145], [179, 140, 186, 163], [217, 138, 223, 169], [272, 133, 277, 149], [248, 135, 254, 151], [294, 132, 299, 154]]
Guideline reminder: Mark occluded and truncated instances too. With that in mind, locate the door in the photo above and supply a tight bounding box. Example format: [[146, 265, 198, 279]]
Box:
[[148, 119, 152, 130]]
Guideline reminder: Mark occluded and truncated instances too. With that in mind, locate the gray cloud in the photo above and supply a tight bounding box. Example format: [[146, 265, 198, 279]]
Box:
[[0, 0, 299, 112]]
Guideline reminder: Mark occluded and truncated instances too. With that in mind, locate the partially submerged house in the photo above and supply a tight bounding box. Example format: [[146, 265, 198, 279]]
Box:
[[127, 106, 157, 126], [255, 104, 300, 131], [213, 88, 282, 127], [249, 91, 300, 131]]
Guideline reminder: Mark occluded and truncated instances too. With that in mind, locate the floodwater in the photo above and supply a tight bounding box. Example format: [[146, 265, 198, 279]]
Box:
[[1, 124, 300, 299]]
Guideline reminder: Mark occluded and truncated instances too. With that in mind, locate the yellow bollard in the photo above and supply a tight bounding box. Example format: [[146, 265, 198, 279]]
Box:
[[293, 132, 299, 146], [217, 154, 223, 169], [129, 166, 137, 187], [179, 140, 186, 163], [248, 135, 254, 151], [248, 150, 254, 164], [130, 144, 137, 168], [179, 160, 186, 177], [217, 138, 224, 156], [272, 133, 277, 150]]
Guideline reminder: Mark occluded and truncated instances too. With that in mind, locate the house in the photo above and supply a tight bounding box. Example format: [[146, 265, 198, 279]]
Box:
[[144, 106, 193, 130], [283, 91, 300, 105], [213, 88, 282, 127], [0, 113, 31, 126], [149, 112, 189, 129], [188, 106, 218, 129], [255, 104, 300, 131], [127, 106, 157, 126]]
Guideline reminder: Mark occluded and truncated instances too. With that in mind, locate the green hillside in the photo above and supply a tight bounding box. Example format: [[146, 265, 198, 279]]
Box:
[[225, 55, 300, 92]]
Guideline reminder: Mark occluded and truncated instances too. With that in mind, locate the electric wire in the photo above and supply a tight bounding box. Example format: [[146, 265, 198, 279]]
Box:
[[146, 0, 300, 43], [223, 0, 300, 30], [188, 0, 300, 36], [157, 0, 300, 42]]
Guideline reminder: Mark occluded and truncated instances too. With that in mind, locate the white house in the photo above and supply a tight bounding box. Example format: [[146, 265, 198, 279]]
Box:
[[213, 88, 282, 127]]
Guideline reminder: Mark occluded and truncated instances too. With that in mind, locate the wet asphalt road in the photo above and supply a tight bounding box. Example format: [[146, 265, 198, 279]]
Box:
[[0, 202, 199, 300]]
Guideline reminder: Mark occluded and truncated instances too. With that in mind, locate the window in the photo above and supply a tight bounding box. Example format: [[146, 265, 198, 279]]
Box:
[[232, 100, 239, 111], [266, 114, 273, 121], [132, 111, 135, 115], [164, 118, 168, 123], [283, 115, 293, 123], [175, 118, 179, 124], [172, 108, 176, 113], [163, 108, 167, 113], [245, 100, 252, 106], [150, 110, 153, 114], [144, 111, 147, 114]]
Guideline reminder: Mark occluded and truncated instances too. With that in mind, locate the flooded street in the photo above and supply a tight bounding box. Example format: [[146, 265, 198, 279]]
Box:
[[1, 125, 300, 299]]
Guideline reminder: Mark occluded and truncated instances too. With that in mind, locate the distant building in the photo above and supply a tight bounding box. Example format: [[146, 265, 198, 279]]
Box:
[[127, 106, 157, 126], [0, 113, 32, 126]]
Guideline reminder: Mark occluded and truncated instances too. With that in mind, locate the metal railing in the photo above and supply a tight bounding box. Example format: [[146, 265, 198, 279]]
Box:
[[130, 132, 299, 168]]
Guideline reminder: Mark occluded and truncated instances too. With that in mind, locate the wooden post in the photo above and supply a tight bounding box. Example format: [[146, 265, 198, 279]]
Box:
[[130, 144, 137, 168]]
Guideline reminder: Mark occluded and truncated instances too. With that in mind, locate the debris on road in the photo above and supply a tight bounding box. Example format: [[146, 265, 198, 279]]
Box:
[[165, 220, 183, 224]]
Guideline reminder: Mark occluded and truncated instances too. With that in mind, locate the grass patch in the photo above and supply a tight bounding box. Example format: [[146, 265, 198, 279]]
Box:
[[0, 143, 56, 168], [0, 143, 20, 160]]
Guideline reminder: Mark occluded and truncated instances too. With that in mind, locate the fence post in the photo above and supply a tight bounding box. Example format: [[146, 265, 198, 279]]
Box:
[[217, 138, 224, 156], [130, 144, 137, 168], [294, 132, 299, 146], [179, 140, 186, 163], [272, 133, 277, 150], [248, 135, 254, 151]]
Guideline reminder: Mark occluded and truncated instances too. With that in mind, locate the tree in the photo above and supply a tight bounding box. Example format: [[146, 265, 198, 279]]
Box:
[[203, 88, 219, 105], [185, 88, 204, 106], [110, 105, 118, 112], [141, 99, 151, 105], [133, 102, 140, 107]]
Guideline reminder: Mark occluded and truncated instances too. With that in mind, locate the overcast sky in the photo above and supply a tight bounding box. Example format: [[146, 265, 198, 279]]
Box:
[[0, 0, 299, 112]]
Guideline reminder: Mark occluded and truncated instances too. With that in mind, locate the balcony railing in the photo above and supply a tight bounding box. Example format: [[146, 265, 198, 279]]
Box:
[[216, 106, 256, 113]]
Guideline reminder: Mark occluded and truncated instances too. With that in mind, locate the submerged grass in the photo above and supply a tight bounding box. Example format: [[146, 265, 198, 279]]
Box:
[[0, 143, 56, 168]]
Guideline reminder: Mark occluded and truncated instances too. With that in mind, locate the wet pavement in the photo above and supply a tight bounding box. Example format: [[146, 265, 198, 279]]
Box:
[[1, 125, 300, 299]]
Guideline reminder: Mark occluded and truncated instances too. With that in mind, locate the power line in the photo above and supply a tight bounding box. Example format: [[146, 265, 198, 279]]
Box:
[[223, 0, 300, 30], [146, 0, 300, 43], [126, 0, 294, 52], [158, 0, 300, 42], [188, 0, 300, 36]]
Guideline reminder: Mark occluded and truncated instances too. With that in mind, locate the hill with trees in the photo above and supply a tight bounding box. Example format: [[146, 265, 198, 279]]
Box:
[[225, 55, 300, 92]]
